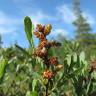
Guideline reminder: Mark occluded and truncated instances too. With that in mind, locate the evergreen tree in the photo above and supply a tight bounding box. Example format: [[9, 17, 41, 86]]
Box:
[[73, 0, 96, 58], [73, 0, 93, 46]]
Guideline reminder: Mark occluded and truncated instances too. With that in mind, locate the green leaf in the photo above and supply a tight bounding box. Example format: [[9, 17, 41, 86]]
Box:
[[15, 44, 31, 57], [31, 24, 35, 50], [31, 91, 38, 96], [26, 91, 38, 96], [73, 53, 77, 62], [66, 54, 71, 66], [80, 51, 85, 62], [26, 91, 31, 96], [50, 92, 56, 96], [71, 66, 84, 76], [24, 16, 34, 48], [86, 79, 93, 94], [32, 79, 38, 91], [0, 59, 7, 82]]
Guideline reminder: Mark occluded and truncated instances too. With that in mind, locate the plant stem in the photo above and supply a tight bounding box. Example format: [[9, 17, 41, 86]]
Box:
[[45, 79, 49, 96]]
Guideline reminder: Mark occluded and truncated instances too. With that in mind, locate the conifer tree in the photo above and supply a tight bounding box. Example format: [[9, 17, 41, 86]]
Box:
[[73, 0, 92, 46]]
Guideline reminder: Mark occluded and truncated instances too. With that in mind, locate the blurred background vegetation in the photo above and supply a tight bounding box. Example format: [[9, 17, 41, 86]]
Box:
[[0, 0, 96, 96]]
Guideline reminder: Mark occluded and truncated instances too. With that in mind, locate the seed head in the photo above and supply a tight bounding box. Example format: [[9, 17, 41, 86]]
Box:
[[43, 70, 54, 79], [34, 31, 46, 41], [36, 24, 43, 32], [49, 57, 58, 66], [33, 49, 47, 58], [44, 24, 52, 35]]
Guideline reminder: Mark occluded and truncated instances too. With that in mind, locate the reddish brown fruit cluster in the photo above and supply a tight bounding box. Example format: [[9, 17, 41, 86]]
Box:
[[43, 70, 54, 79], [49, 57, 58, 66], [90, 59, 96, 72], [33, 24, 62, 79], [34, 31, 45, 41], [43, 24, 52, 35]]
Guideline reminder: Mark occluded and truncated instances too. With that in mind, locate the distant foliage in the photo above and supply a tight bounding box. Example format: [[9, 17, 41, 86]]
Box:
[[0, 16, 96, 96]]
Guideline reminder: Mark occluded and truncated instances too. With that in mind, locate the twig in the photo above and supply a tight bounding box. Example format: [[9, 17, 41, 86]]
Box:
[[45, 79, 49, 96]]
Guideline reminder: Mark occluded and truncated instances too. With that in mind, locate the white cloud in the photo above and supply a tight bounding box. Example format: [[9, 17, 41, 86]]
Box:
[[28, 11, 56, 26], [83, 12, 96, 25], [0, 27, 16, 34], [57, 5, 75, 24], [0, 11, 22, 35], [50, 28, 69, 37], [0, 3, 95, 38], [29, 11, 47, 25], [28, 11, 69, 37], [0, 9, 56, 35], [57, 4, 96, 25], [13, 0, 56, 25], [0, 12, 22, 25]]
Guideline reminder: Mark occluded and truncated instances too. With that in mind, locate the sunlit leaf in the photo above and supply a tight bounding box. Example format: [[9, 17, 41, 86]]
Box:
[[24, 16, 34, 49], [0, 59, 7, 82]]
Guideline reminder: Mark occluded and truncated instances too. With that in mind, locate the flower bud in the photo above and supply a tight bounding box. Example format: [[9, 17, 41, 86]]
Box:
[[44, 24, 52, 35], [36, 24, 43, 32]]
